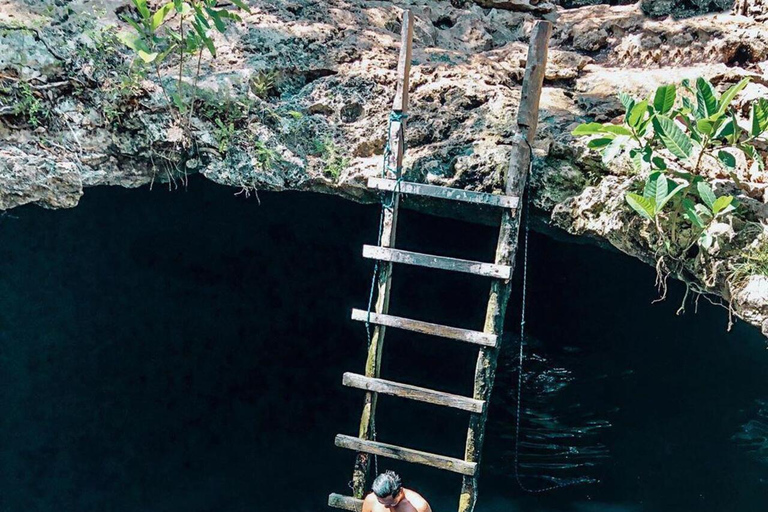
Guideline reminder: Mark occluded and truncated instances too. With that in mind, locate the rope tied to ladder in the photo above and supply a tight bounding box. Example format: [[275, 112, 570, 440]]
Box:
[[358, 108, 410, 485], [379, 110, 408, 211]]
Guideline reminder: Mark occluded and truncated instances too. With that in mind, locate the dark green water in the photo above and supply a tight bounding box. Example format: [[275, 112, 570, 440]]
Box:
[[0, 179, 766, 511]]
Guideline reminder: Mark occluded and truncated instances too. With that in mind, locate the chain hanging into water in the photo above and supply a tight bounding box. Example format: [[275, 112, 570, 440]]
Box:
[[513, 140, 594, 493]]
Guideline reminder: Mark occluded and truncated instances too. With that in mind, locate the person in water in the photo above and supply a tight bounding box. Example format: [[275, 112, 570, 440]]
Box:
[[362, 470, 432, 512]]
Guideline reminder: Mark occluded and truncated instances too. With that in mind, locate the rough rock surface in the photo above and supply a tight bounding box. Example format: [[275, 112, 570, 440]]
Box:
[[1, 0, 768, 336]]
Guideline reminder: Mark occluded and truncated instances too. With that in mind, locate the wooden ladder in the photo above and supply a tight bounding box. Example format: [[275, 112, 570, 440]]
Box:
[[328, 11, 552, 512]]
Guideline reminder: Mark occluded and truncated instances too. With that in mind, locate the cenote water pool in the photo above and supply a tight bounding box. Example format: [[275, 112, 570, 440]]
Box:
[[0, 179, 766, 512]]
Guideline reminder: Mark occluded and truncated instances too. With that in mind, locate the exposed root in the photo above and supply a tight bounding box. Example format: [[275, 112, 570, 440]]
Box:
[[676, 282, 690, 315], [652, 254, 670, 304]]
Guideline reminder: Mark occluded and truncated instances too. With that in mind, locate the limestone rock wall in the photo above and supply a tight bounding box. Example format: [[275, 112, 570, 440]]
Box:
[[1, 0, 768, 335]]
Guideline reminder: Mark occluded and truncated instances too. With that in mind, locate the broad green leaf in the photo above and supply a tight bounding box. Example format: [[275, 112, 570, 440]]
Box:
[[681, 78, 693, 93], [630, 148, 643, 173], [738, 144, 764, 170], [682, 96, 694, 113], [587, 138, 613, 149], [117, 30, 148, 52], [230, 0, 252, 12], [716, 77, 750, 116], [652, 156, 667, 170], [151, 2, 175, 30], [628, 100, 648, 128], [695, 203, 713, 219], [696, 77, 718, 119], [730, 110, 741, 144], [643, 171, 662, 199], [654, 173, 668, 209], [572, 122, 630, 137], [696, 119, 715, 136], [137, 50, 159, 63], [658, 181, 687, 211], [696, 181, 717, 210], [626, 193, 656, 220], [572, 122, 603, 136], [653, 85, 676, 114], [712, 195, 734, 215], [751, 98, 768, 137], [714, 119, 733, 140], [577, 123, 630, 138], [636, 116, 653, 137], [717, 150, 736, 169], [174, 0, 183, 12], [652, 115, 693, 159], [602, 125, 633, 136], [682, 198, 705, 228], [619, 92, 634, 111]]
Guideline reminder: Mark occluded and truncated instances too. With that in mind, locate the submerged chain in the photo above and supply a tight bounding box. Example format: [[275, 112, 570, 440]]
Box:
[[513, 140, 593, 493]]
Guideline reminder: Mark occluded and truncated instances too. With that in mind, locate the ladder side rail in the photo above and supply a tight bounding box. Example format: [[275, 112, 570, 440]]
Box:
[[351, 9, 414, 499], [458, 20, 551, 512]]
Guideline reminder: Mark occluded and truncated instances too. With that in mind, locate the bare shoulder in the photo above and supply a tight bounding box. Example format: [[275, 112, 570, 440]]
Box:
[[404, 488, 432, 512], [362, 492, 377, 512]]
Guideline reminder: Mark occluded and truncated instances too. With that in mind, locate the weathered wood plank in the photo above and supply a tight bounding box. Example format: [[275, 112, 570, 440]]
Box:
[[328, 494, 364, 512], [352, 9, 414, 499], [337, 434, 477, 476], [362, 246, 512, 279], [343, 373, 485, 413], [517, 21, 552, 143], [367, 178, 520, 209], [350, 309, 497, 347]]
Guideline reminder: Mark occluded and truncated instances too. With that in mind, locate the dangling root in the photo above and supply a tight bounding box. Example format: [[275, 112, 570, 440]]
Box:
[[652, 255, 670, 304], [676, 282, 690, 315]]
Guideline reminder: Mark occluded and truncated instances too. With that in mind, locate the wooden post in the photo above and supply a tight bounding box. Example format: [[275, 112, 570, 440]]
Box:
[[458, 20, 551, 512], [351, 9, 414, 499]]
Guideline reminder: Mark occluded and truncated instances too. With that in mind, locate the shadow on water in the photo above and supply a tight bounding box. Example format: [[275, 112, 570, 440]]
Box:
[[0, 177, 766, 512]]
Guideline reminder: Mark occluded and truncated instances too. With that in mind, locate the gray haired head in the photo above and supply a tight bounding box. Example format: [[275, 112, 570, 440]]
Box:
[[371, 470, 403, 498]]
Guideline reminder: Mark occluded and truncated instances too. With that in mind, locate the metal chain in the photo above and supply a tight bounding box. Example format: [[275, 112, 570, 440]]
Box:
[[513, 141, 593, 493]]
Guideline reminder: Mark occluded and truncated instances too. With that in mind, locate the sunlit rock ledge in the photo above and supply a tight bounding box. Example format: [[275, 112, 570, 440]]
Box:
[[1, 0, 767, 336]]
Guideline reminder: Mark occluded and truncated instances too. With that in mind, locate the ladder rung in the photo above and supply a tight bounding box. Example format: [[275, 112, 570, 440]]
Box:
[[362, 246, 512, 279], [343, 372, 485, 413], [368, 178, 520, 209], [351, 309, 497, 347], [328, 493, 363, 512], [335, 434, 477, 476]]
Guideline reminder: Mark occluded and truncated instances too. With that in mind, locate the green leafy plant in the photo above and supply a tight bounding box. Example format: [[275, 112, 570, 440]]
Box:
[[214, 118, 235, 152], [573, 76, 768, 307], [250, 70, 279, 99], [253, 139, 279, 170], [729, 237, 768, 289], [313, 137, 349, 179], [118, 0, 250, 130], [11, 82, 48, 127], [573, 77, 766, 175]]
